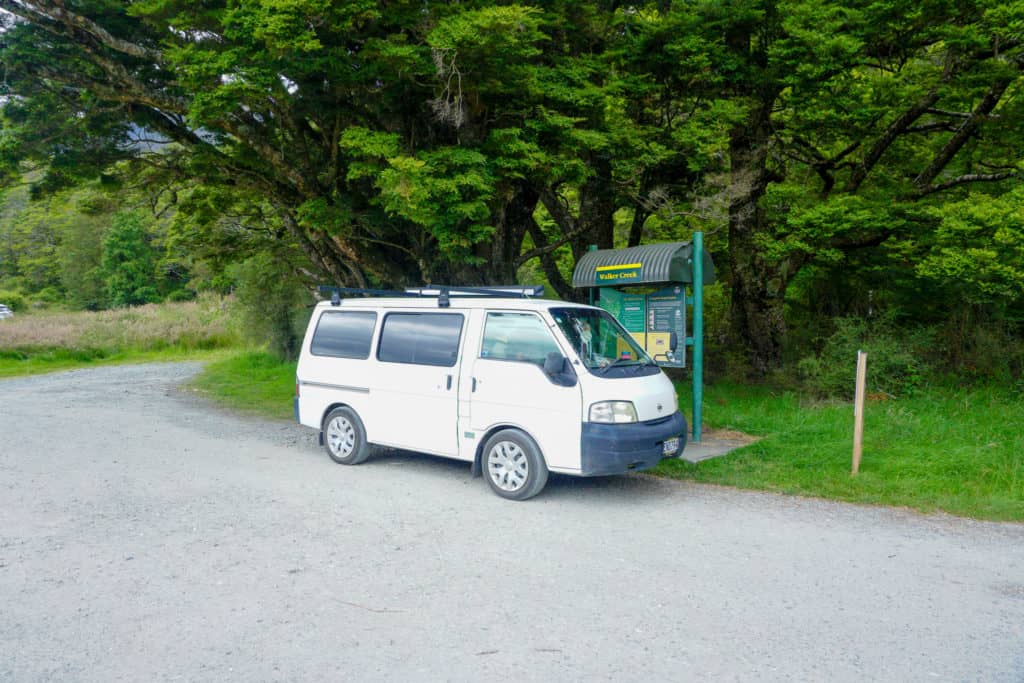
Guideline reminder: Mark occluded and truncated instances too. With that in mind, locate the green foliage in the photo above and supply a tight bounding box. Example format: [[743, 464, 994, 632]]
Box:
[[101, 211, 160, 307], [796, 317, 931, 398], [376, 149, 495, 263], [0, 180, 178, 311], [0, 0, 1022, 378], [428, 5, 546, 97], [0, 290, 27, 311], [166, 289, 196, 303], [229, 252, 310, 361], [31, 286, 63, 307], [918, 188, 1024, 306]]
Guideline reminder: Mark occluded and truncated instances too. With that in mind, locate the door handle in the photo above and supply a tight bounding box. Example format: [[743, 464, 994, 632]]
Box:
[[446, 374, 453, 390], [472, 377, 477, 392]]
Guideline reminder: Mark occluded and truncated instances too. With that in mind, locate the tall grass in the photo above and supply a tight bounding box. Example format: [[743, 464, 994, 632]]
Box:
[[0, 297, 244, 376]]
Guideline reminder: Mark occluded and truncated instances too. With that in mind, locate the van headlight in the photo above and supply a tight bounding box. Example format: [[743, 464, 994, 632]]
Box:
[[589, 401, 638, 424]]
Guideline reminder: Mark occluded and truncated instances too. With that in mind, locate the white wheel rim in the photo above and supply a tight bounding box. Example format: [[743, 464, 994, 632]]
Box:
[[326, 416, 356, 458], [487, 441, 528, 492]]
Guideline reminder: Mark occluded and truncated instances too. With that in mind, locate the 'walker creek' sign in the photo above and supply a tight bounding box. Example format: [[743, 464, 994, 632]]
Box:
[[595, 262, 643, 284]]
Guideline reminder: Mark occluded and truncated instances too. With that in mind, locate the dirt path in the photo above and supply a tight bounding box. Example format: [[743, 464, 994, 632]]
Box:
[[1, 363, 1022, 681]]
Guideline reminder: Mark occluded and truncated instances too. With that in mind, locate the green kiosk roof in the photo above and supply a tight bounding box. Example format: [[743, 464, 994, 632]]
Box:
[[572, 241, 715, 288]]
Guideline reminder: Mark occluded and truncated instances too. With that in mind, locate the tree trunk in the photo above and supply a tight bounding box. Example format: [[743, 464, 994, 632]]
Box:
[[627, 206, 648, 248], [524, 215, 577, 301], [459, 182, 537, 286], [572, 155, 616, 259], [727, 109, 787, 375]]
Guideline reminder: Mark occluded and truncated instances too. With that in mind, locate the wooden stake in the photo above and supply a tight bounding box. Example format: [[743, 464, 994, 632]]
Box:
[[852, 350, 867, 475]]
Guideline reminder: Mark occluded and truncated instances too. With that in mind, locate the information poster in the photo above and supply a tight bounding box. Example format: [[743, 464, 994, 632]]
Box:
[[597, 286, 686, 367], [646, 286, 686, 367], [599, 288, 646, 333]]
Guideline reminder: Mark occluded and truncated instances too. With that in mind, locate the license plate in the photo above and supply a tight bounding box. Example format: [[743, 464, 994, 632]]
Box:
[[663, 437, 680, 456]]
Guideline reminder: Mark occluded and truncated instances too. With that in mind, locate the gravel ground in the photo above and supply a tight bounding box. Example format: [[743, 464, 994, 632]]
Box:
[[1, 362, 1022, 682]]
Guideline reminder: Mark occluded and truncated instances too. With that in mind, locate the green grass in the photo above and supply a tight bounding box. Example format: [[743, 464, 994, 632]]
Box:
[[656, 382, 1024, 522], [190, 351, 297, 420], [0, 346, 231, 377]]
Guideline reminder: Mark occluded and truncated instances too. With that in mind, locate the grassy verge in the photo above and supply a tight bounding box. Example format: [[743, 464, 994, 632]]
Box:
[[192, 351, 1022, 521], [190, 351, 296, 419], [0, 346, 233, 377], [0, 298, 243, 377], [656, 382, 1024, 522]]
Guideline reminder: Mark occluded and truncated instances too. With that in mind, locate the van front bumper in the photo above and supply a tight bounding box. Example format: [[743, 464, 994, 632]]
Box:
[[579, 411, 688, 476]]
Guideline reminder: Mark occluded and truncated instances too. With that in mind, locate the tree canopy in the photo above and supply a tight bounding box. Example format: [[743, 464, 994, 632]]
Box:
[[1, 0, 1022, 372]]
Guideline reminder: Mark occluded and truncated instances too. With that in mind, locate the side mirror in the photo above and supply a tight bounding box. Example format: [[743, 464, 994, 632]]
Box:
[[544, 351, 566, 376], [543, 351, 577, 387], [669, 331, 679, 352]]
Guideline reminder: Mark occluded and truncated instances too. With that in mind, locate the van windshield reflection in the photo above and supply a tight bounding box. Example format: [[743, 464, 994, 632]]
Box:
[[550, 308, 654, 372]]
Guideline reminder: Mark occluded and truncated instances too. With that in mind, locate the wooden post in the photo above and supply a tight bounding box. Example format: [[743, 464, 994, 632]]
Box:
[[852, 350, 867, 475]]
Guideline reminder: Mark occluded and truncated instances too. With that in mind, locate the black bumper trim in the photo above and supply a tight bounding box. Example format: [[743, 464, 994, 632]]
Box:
[[579, 411, 688, 476]]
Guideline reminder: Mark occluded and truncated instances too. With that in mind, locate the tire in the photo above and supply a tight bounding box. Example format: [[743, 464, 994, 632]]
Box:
[[322, 406, 372, 465], [481, 429, 548, 501]]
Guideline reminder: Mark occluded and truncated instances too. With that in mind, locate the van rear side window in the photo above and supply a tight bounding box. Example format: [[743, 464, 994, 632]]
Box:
[[310, 311, 377, 358], [377, 313, 463, 367]]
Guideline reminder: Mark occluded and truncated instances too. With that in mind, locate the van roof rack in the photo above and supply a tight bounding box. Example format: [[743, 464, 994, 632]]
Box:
[[318, 285, 545, 308]]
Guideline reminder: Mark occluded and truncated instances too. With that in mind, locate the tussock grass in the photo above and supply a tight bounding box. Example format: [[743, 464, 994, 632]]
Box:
[[0, 298, 243, 376]]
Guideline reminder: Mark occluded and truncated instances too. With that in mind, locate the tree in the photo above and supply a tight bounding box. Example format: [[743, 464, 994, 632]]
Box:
[[2, 0, 1022, 375], [102, 210, 158, 307], [0, 1, 709, 299], [647, 0, 1024, 372], [0, 1, 569, 288]]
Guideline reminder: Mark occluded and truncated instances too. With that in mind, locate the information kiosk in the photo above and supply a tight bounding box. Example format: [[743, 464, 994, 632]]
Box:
[[571, 234, 715, 441]]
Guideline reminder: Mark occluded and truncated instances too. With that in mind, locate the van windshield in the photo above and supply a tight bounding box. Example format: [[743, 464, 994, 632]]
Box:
[[550, 307, 656, 375]]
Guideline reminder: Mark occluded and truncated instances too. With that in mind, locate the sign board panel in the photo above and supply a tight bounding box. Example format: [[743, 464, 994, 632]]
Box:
[[597, 285, 686, 367], [646, 286, 686, 367]]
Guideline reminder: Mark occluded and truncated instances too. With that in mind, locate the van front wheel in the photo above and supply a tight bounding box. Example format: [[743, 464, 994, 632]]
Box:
[[482, 430, 548, 501], [322, 407, 372, 465]]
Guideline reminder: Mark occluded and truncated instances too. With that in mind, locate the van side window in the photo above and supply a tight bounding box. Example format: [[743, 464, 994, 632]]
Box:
[[481, 312, 561, 366], [377, 313, 463, 367], [310, 311, 378, 358]]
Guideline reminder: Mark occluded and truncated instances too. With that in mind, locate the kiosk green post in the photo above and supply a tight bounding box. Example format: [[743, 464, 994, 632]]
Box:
[[692, 232, 704, 443], [571, 235, 714, 443]]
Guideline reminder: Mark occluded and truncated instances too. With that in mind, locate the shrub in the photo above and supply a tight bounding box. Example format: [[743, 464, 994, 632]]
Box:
[[934, 309, 1024, 383], [0, 290, 28, 312], [798, 316, 932, 398], [166, 288, 197, 303], [229, 253, 310, 361], [31, 286, 63, 308]]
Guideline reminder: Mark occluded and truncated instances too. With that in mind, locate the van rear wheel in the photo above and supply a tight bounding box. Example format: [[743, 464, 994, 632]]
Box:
[[323, 407, 372, 465], [482, 430, 548, 501]]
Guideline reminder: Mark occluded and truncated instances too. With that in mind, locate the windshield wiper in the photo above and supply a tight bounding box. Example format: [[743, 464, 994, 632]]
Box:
[[634, 358, 658, 372], [596, 357, 638, 375]]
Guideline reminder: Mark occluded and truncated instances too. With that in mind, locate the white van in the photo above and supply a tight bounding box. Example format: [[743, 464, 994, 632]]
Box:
[[295, 288, 687, 500]]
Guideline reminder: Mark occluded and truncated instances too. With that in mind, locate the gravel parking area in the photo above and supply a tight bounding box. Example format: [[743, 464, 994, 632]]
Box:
[[1, 363, 1022, 681]]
